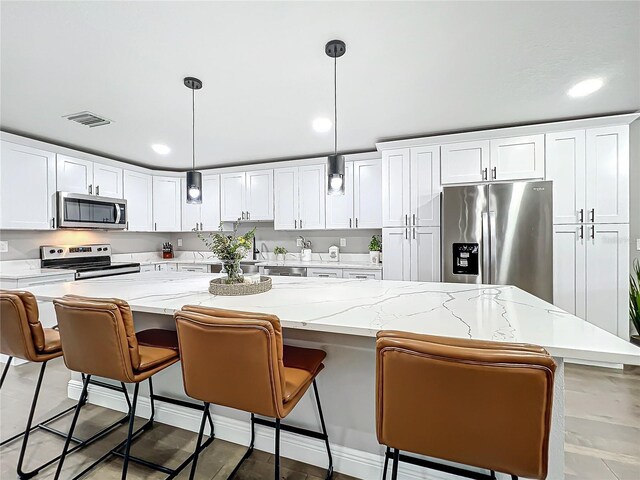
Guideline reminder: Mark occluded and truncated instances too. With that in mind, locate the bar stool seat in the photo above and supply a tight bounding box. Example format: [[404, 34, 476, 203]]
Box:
[[283, 345, 325, 405], [137, 345, 179, 374], [42, 328, 62, 353]]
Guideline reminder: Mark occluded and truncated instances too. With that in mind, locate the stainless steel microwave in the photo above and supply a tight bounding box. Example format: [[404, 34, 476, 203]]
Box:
[[57, 192, 127, 229]]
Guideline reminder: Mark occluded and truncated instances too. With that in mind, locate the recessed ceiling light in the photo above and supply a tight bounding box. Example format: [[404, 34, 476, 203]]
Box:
[[567, 78, 603, 98], [312, 117, 332, 133], [151, 144, 171, 155]]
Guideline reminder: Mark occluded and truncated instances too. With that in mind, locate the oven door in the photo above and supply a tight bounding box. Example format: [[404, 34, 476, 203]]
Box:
[[57, 192, 127, 229]]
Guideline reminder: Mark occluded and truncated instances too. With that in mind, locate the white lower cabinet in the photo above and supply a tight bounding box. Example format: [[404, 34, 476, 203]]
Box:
[[177, 264, 209, 273], [382, 227, 440, 282], [343, 269, 382, 280], [152, 176, 181, 231], [553, 223, 629, 338], [307, 268, 343, 279]]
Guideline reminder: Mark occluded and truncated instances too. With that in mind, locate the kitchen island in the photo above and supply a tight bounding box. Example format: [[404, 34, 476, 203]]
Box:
[[27, 272, 640, 480]]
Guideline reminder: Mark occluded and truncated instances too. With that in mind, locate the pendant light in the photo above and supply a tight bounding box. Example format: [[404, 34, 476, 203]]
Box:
[[325, 40, 346, 196], [184, 76, 203, 204]]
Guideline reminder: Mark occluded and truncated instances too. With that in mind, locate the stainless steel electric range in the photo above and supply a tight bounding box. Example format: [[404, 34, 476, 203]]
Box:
[[41, 244, 140, 280]]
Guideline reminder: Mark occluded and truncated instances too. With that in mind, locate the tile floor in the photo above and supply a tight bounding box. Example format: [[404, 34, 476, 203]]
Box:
[[1, 358, 639, 479]]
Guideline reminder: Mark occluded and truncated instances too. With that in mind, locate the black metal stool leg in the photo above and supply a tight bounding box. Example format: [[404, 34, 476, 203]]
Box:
[[120, 382, 140, 480], [274, 418, 281, 480], [511, 476, 518, 480], [0, 356, 12, 388], [312, 379, 333, 479], [228, 413, 256, 479], [391, 448, 400, 480], [147, 377, 155, 429], [188, 402, 210, 480], [382, 446, 391, 480], [54, 374, 91, 480], [16, 361, 47, 479]]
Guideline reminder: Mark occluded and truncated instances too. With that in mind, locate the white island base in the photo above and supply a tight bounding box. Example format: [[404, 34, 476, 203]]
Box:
[[27, 273, 640, 480]]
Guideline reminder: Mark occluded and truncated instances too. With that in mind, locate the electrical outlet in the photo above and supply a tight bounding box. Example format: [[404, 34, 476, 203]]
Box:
[[0, 241, 7, 253], [636, 238, 640, 251], [177, 238, 183, 247], [296, 238, 303, 247], [340, 238, 347, 247]]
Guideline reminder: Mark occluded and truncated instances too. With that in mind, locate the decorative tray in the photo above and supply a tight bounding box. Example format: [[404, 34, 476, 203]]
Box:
[[209, 276, 272, 296]]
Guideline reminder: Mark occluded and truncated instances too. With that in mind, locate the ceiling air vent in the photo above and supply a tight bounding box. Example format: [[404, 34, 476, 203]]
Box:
[[63, 111, 112, 128]]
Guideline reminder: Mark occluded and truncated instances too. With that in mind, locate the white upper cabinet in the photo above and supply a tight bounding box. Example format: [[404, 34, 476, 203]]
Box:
[[410, 146, 441, 227], [220, 172, 245, 222], [93, 164, 123, 198], [57, 155, 123, 198], [0, 141, 56, 230], [382, 147, 440, 228], [441, 140, 490, 184], [353, 158, 382, 229], [181, 177, 201, 232], [220, 169, 273, 222], [201, 174, 221, 230], [274, 167, 299, 230], [274, 164, 325, 230], [326, 158, 382, 229], [123, 170, 153, 232], [326, 162, 354, 229], [489, 134, 544, 181], [245, 169, 273, 221], [57, 155, 93, 194], [298, 164, 326, 230], [585, 126, 629, 224], [152, 176, 181, 231], [382, 149, 410, 227], [546, 130, 586, 224]]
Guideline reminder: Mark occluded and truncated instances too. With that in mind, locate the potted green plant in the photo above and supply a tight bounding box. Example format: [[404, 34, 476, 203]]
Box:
[[274, 246, 287, 263], [196, 221, 255, 284], [369, 235, 382, 264], [630, 259, 640, 346]]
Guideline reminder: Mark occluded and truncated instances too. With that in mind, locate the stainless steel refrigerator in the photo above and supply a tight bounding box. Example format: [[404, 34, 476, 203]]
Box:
[[441, 180, 553, 302]]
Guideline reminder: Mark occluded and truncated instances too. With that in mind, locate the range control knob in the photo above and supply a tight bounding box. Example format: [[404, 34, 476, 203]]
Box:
[[57, 249, 63, 254], [49, 249, 56, 254], [97, 247, 102, 251]]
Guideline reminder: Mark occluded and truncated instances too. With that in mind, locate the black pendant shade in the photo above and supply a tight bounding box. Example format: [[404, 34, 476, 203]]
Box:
[[186, 170, 202, 203]]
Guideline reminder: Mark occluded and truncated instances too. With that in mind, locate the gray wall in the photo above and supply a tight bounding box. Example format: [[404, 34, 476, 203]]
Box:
[[630, 119, 640, 271], [171, 223, 380, 256], [0, 230, 170, 260]]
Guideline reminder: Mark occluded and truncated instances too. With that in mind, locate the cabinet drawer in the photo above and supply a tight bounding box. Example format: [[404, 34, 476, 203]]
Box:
[[307, 268, 343, 278], [140, 264, 156, 273], [342, 269, 381, 280], [177, 264, 208, 273]]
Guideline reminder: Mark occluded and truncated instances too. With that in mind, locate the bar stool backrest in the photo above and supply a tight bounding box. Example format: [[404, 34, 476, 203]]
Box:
[[53, 296, 140, 382], [0, 290, 44, 361], [376, 330, 556, 480], [175, 306, 286, 418]]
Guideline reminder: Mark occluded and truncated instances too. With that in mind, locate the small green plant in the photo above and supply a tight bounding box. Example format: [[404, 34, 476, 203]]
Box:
[[369, 235, 382, 252], [274, 246, 287, 256], [630, 259, 640, 335]]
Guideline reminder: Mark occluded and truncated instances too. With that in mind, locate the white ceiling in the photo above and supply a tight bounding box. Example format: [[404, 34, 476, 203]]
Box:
[[1, 1, 638, 170]]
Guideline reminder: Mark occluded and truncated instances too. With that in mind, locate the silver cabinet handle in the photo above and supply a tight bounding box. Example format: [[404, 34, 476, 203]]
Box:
[[241, 211, 245, 220], [590, 208, 595, 222], [355, 275, 367, 279], [405, 228, 408, 240], [355, 218, 358, 228], [88, 184, 92, 195], [591, 225, 595, 239], [579, 225, 583, 240], [294, 219, 297, 229], [483, 168, 488, 181], [154, 222, 157, 231], [349, 218, 352, 228], [412, 227, 416, 239], [405, 214, 408, 226], [579, 209, 584, 223], [412, 213, 416, 226], [492, 167, 497, 180], [300, 219, 303, 229], [51, 217, 55, 229], [96, 185, 100, 196], [126, 221, 129, 230], [200, 222, 203, 230], [318, 274, 330, 278], [247, 211, 250, 220], [195, 222, 198, 230]]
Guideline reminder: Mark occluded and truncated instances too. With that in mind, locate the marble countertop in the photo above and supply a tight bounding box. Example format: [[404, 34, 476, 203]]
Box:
[[0, 259, 77, 280], [25, 272, 640, 365]]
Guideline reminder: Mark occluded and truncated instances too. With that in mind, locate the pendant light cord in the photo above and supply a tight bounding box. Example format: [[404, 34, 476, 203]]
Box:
[[334, 55, 338, 155], [192, 87, 196, 171]]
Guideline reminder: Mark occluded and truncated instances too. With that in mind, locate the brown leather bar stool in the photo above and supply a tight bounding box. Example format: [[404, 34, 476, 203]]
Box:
[[52, 295, 203, 480], [174, 305, 333, 480], [0, 290, 129, 479], [376, 331, 556, 480]]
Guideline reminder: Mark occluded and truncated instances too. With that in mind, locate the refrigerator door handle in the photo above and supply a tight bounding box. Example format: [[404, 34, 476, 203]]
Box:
[[488, 211, 497, 284], [481, 211, 490, 284]]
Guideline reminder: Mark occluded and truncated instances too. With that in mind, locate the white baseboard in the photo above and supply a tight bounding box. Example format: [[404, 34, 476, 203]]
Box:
[[68, 380, 485, 480]]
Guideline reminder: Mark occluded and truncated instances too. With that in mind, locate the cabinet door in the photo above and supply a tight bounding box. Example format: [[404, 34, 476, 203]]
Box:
[[490, 134, 544, 181], [546, 131, 586, 224], [57, 155, 93, 194], [93, 163, 123, 198], [245, 169, 273, 221], [585, 224, 629, 338], [585, 126, 629, 224], [298, 164, 325, 230], [382, 149, 410, 227], [152, 176, 181, 231], [220, 172, 246, 222], [441, 140, 490, 184], [0, 141, 56, 230], [326, 162, 354, 229], [552, 224, 586, 319], [382, 228, 411, 281], [353, 159, 382, 229], [274, 167, 299, 230], [411, 146, 441, 227], [410, 227, 441, 282], [181, 177, 201, 231], [123, 170, 153, 231], [307, 268, 343, 278], [201, 174, 221, 230]]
